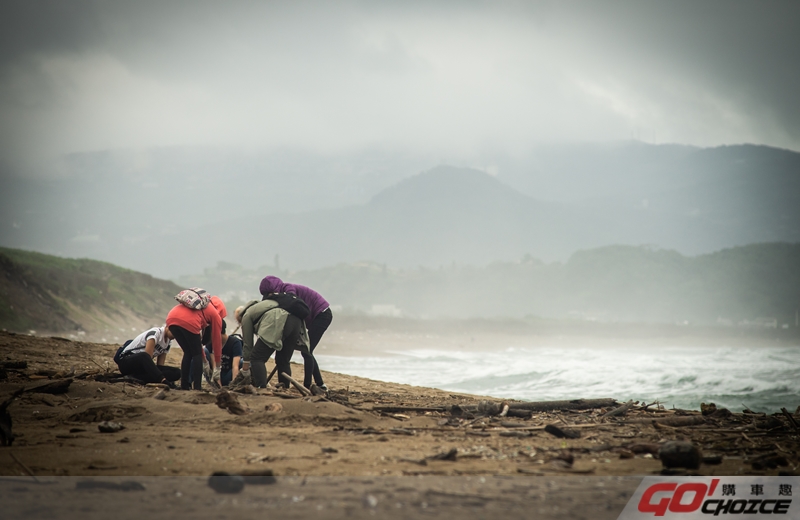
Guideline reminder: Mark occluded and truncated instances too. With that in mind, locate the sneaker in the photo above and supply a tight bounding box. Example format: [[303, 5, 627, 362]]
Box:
[[319, 384, 329, 392], [164, 380, 177, 390]]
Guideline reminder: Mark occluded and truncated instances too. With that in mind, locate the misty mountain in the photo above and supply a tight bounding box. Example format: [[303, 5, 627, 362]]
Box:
[[181, 242, 800, 327], [1, 142, 798, 277], [166, 150, 800, 274]]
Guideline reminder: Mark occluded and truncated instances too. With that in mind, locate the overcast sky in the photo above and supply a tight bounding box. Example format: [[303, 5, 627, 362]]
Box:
[[1, 0, 799, 177]]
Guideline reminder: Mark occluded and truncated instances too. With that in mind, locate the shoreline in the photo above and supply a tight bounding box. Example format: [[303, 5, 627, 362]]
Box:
[[1, 330, 799, 481]]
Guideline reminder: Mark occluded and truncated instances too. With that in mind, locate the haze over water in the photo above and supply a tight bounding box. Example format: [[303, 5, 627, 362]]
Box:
[[316, 343, 800, 413]]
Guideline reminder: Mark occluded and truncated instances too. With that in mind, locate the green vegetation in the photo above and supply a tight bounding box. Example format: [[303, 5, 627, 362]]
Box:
[[0, 247, 182, 333]]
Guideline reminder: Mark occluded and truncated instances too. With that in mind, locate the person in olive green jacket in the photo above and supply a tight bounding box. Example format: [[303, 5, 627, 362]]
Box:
[[233, 299, 310, 388]]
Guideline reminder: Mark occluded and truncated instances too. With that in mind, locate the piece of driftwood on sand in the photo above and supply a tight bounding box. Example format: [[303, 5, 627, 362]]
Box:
[[280, 372, 311, 396]]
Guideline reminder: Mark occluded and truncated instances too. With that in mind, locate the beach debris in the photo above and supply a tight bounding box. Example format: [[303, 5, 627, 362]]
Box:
[[517, 467, 544, 475], [1, 388, 23, 446], [98, 421, 126, 433], [448, 404, 465, 417], [280, 373, 311, 396], [265, 402, 283, 413], [389, 427, 415, 436], [659, 441, 701, 469], [1, 361, 28, 370], [24, 378, 72, 395], [309, 384, 327, 396], [781, 408, 799, 430], [602, 399, 635, 418], [321, 446, 339, 453], [152, 389, 168, 400], [549, 451, 574, 466], [265, 365, 280, 386], [751, 453, 789, 470], [229, 371, 252, 391], [10, 452, 39, 482], [544, 424, 581, 439], [618, 449, 635, 459], [216, 390, 249, 415], [69, 404, 146, 423], [701, 402, 717, 415], [476, 400, 509, 416], [208, 472, 245, 494], [398, 456, 427, 466], [427, 448, 458, 462], [362, 494, 378, 508], [76, 480, 146, 491], [625, 415, 707, 427], [508, 398, 617, 413], [499, 430, 532, 438], [756, 416, 786, 430], [702, 454, 723, 465]]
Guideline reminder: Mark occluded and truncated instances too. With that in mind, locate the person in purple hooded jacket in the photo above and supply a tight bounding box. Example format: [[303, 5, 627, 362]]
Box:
[[259, 275, 332, 391]]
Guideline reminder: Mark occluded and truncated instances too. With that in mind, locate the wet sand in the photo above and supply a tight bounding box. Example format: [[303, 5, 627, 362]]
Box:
[[1, 330, 798, 519]]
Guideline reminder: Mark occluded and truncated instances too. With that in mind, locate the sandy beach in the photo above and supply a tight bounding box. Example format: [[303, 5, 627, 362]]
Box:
[[1, 330, 799, 518]]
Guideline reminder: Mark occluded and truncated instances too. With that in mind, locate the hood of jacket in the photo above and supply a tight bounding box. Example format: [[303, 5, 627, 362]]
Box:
[[209, 295, 227, 319], [259, 275, 286, 296]]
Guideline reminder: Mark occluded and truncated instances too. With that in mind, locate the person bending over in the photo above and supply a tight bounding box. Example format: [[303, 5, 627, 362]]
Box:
[[197, 320, 243, 387], [166, 296, 226, 390], [113, 326, 179, 387], [232, 299, 310, 389], [259, 275, 333, 391]]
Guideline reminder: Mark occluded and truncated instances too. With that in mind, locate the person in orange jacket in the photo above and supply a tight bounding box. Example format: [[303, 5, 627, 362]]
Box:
[[166, 295, 227, 390]]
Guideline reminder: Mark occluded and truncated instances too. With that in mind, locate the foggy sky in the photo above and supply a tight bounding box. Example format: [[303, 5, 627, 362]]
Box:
[[1, 0, 799, 177]]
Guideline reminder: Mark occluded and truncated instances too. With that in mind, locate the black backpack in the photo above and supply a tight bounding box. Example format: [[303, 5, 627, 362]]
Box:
[[263, 292, 310, 319]]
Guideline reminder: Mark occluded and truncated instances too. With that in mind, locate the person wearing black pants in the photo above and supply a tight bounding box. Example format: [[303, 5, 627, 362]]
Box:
[[249, 314, 304, 388], [303, 307, 333, 389], [117, 352, 181, 384], [113, 326, 180, 386], [234, 300, 311, 390], [168, 325, 204, 390]]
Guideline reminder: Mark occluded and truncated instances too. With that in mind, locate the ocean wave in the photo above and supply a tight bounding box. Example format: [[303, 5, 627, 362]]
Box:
[[315, 343, 800, 413]]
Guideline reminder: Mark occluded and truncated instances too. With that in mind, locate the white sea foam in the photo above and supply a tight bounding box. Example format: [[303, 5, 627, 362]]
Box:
[[315, 344, 800, 413]]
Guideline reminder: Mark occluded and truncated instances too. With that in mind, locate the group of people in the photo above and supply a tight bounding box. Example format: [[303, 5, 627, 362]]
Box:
[[113, 276, 332, 392]]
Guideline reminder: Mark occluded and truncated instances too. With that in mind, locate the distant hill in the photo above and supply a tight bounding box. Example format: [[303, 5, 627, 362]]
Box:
[[165, 154, 800, 273], [1, 143, 798, 277], [182, 242, 800, 327], [0, 247, 182, 339]]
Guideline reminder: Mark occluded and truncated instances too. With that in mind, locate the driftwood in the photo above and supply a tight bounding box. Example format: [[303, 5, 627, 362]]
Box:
[[624, 415, 707, 427], [24, 378, 73, 395], [602, 400, 635, 418], [10, 453, 39, 482], [265, 365, 280, 385], [0, 361, 28, 370], [781, 408, 799, 430], [544, 424, 582, 439], [373, 405, 447, 413], [280, 372, 311, 396], [451, 398, 617, 415], [507, 398, 617, 412]]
